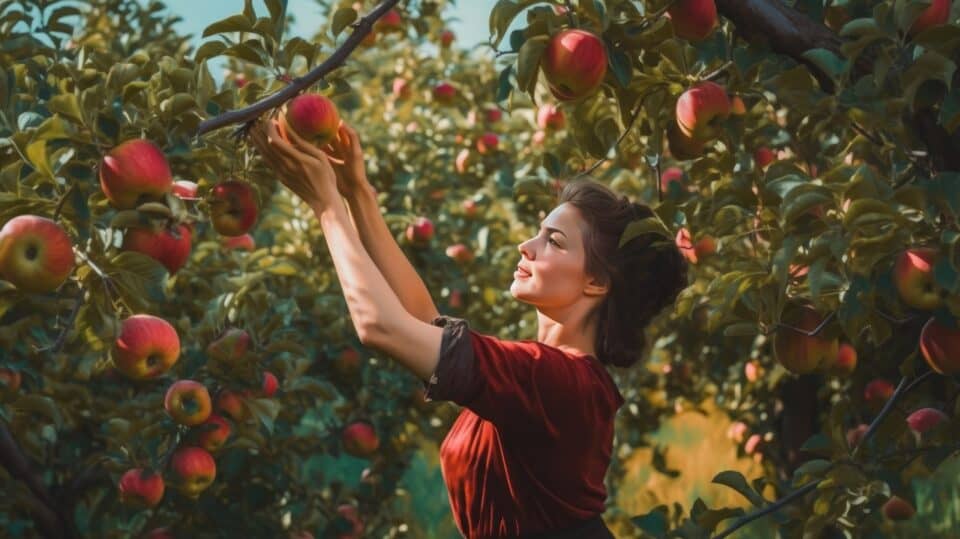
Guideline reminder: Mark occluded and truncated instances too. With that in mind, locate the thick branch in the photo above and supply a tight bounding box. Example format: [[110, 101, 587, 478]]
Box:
[[195, 0, 401, 138], [0, 422, 73, 538]]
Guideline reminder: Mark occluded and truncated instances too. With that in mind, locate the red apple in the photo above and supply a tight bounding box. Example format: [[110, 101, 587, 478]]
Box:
[[374, 9, 402, 32], [221, 233, 255, 251], [541, 29, 608, 101], [215, 389, 248, 422], [114, 315, 181, 380], [392, 77, 411, 100], [462, 199, 478, 218], [908, 0, 951, 36], [907, 407, 948, 433], [476, 132, 499, 155], [772, 304, 838, 375], [99, 139, 173, 210], [676, 81, 730, 140], [754, 147, 776, 169], [440, 29, 455, 48], [122, 224, 191, 274], [169, 446, 216, 498], [118, 468, 164, 508], [864, 379, 895, 409], [0, 215, 75, 293], [894, 247, 942, 310], [433, 82, 456, 104], [164, 380, 212, 426], [261, 371, 278, 397], [660, 166, 686, 194], [172, 180, 198, 199], [445, 243, 474, 264], [675, 228, 713, 264], [206, 327, 250, 363], [882, 496, 916, 520], [209, 181, 258, 237], [342, 421, 379, 457], [449, 289, 463, 309], [283, 93, 341, 147], [920, 316, 960, 375], [405, 216, 434, 245], [536, 104, 565, 130], [190, 413, 232, 453], [143, 528, 174, 539], [824, 343, 857, 376], [0, 368, 21, 392], [666, 119, 705, 160], [667, 0, 718, 41], [333, 348, 362, 377], [484, 107, 502, 124]]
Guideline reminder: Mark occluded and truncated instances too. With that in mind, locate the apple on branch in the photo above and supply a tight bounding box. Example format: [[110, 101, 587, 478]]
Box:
[[342, 420, 379, 458], [772, 304, 838, 375], [541, 29, 608, 101], [189, 413, 232, 453], [667, 0, 719, 41], [169, 446, 216, 498], [122, 223, 192, 274], [164, 380, 212, 426], [99, 139, 173, 210], [208, 181, 258, 237], [281, 93, 341, 147], [675, 81, 731, 141], [118, 468, 165, 508], [0, 215, 75, 293], [894, 247, 942, 310], [113, 314, 181, 380]]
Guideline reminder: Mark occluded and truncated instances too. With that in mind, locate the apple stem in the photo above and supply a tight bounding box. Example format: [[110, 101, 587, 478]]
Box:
[[195, 0, 402, 138]]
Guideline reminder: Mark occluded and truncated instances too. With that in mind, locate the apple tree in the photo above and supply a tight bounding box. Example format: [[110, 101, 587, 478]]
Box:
[[481, 0, 960, 536]]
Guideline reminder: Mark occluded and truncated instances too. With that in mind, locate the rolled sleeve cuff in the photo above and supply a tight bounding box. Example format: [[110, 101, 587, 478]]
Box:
[[421, 315, 477, 404]]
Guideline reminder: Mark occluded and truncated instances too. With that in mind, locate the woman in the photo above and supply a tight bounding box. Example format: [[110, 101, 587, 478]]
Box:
[[249, 111, 689, 538]]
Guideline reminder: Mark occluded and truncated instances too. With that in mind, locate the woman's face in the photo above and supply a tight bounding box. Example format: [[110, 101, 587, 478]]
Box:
[[511, 203, 595, 308]]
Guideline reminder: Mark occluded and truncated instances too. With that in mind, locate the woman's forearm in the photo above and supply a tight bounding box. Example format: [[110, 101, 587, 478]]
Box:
[[344, 183, 440, 324]]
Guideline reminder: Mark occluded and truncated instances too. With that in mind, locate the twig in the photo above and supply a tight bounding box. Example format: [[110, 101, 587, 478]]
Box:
[[577, 86, 665, 178], [52, 184, 75, 223], [33, 295, 83, 354], [563, 0, 576, 27], [766, 311, 836, 337], [195, 0, 401, 138]]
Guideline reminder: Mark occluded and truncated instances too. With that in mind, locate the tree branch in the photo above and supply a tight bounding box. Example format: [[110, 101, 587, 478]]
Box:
[[195, 0, 401, 139]]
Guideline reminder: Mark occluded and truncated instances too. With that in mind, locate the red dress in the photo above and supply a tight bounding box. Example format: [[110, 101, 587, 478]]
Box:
[[422, 315, 625, 538]]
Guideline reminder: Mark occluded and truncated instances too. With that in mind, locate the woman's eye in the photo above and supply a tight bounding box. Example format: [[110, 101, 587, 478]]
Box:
[[548, 238, 559, 246]]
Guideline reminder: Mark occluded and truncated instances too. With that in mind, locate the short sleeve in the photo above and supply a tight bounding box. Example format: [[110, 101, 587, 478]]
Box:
[[422, 315, 593, 439]]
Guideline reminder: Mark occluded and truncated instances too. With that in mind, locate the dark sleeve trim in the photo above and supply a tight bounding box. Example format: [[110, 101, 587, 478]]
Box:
[[421, 315, 478, 405]]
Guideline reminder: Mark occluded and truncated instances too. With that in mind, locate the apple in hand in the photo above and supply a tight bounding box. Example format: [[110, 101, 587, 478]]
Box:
[[667, 0, 718, 41], [169, 446, 216, 498], [541, 29, 608, 101], [164, 380, 212, 426], [122, 224, 191, 274], [676, 81, 730, 140], [118, 468, 164, 508], [342, 421, 379, 457], [283, 93, 341, 147], [209, 181, 258, 237], [114, 314, 181, 380], [190, 413, 232, 453], [99, 139, 173, 209], [894, 247, 942, 310], [772, 304, 838, 375], [0, 215, 75, 293]]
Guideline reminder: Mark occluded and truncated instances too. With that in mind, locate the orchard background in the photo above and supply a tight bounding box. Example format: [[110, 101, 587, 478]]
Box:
[[2, 0, 960, 537]]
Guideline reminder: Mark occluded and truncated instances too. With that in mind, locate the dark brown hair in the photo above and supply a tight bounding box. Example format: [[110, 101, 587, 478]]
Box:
[[557, 178, 689, 368]]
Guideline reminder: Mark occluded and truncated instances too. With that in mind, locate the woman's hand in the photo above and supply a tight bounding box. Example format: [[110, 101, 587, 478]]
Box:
[[248, 112, 340, 212], [322, 123, 371, 196]]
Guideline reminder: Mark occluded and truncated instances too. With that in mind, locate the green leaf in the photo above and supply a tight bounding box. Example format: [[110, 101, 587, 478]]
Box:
[[47, 94, 83, 125], [712, 470, 767, 507], [723, 322, 759, 337], [609, 48, 632, 88], [619, 217, 671, 247], [246, 398, 281, 434], [203, 14, 254, 38], [332, 8, 358, 38], [25, 139, 53, 180], [630, 505, 668, 536], [516, 35, 548, 102], [489, 0, 541, 49], [801, 48, 849, 81], [195, 41, 227, 63]]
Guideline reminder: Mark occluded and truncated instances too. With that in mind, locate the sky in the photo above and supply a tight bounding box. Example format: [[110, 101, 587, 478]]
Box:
[[157, 0, 500, 78]]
